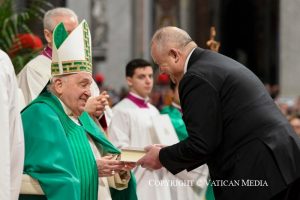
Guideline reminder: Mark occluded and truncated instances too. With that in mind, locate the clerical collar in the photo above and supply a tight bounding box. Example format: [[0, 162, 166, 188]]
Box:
[[41, 46, 52, 59], [184, 47, 196, 74], [126, 92, 149, 108], [172, 101, 182, 113]]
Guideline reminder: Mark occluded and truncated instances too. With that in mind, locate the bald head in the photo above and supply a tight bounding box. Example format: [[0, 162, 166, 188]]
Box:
[[150, 26, 197, 83], [151, 26, 194, 53]]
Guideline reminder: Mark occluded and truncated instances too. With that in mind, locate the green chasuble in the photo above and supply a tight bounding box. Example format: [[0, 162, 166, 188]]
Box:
[[21, 91, 138, 200], [160, 105, 215, 200]]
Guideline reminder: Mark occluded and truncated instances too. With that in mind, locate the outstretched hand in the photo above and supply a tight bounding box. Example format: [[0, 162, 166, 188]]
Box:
[[137, 145, 163, 170]]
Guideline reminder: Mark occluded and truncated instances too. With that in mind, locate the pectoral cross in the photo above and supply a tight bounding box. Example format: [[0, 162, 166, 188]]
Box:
[[206, 26, 220, 52]]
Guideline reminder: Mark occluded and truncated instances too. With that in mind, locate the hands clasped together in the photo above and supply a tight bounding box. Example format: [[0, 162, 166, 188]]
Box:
[[85, 91, 110, 118]]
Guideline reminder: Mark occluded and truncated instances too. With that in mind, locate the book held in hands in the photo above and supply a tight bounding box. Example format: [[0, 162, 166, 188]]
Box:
[[119, 147, 146, 163]]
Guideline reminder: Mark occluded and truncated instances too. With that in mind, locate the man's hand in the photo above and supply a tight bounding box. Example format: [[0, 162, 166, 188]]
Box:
[[96, 155, 125, 177], [85, 91, 109, 117], [121, 162, 136, 171], [96, 155, 137, 177], [137, 145, 163, 170]]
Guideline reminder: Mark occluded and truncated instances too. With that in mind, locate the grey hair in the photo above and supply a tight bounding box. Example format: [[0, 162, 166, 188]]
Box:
[[47, 75, 69, 94], [43, 7, 78, 31], [151, 26, 193, 52]]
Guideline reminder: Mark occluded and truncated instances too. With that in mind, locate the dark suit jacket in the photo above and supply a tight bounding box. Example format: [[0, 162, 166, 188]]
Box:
[[159, 48, 300, 199]]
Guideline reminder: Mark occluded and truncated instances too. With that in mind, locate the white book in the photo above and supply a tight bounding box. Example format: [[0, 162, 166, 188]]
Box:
[[119, 147, 146, 163]]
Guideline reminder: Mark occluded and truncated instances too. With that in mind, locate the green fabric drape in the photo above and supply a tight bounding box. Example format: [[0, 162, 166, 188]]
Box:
[[160, 105, 188, 141]]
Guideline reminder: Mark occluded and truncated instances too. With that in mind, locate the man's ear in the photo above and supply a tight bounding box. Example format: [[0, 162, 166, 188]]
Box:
[[44, 29, 52, 44], [126, 77, 133, 87], [169, 48, 180, 63], [53, 78, 64, 95]]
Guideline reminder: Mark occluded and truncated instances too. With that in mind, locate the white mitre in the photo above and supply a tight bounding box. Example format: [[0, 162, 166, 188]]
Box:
[[51, 20, 92, 76]]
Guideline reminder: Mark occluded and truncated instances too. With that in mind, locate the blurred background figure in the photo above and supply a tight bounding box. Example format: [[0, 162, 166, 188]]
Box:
[[109, 58, 172, 200], [0, 49, 24, 200], [17, 7, 79, 105], [94, 72, 121, 107], [288, 115, 300, 137], [94, 72, 105, 89]]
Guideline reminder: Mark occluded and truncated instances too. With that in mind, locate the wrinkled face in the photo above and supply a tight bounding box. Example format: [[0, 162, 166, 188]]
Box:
[[56, 72, 92, 117], [127, 66, 153, 98], [151, 42, 183, 84], [44, 15, 78, 46]]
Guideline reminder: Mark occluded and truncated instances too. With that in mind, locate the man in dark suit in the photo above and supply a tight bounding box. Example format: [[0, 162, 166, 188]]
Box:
[[138, 26, 300, 200]]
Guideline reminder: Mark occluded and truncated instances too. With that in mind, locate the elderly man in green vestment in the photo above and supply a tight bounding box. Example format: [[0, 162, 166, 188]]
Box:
[[20, 20, 137, 200]]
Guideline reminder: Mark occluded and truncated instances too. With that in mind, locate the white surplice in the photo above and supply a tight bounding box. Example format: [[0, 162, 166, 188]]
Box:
[[17, 55, 51, 105], [108, 98, 172, 200], [0, 50, 25, 200], [167, 166, 209, 200], [152, 112, 209, 200]]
